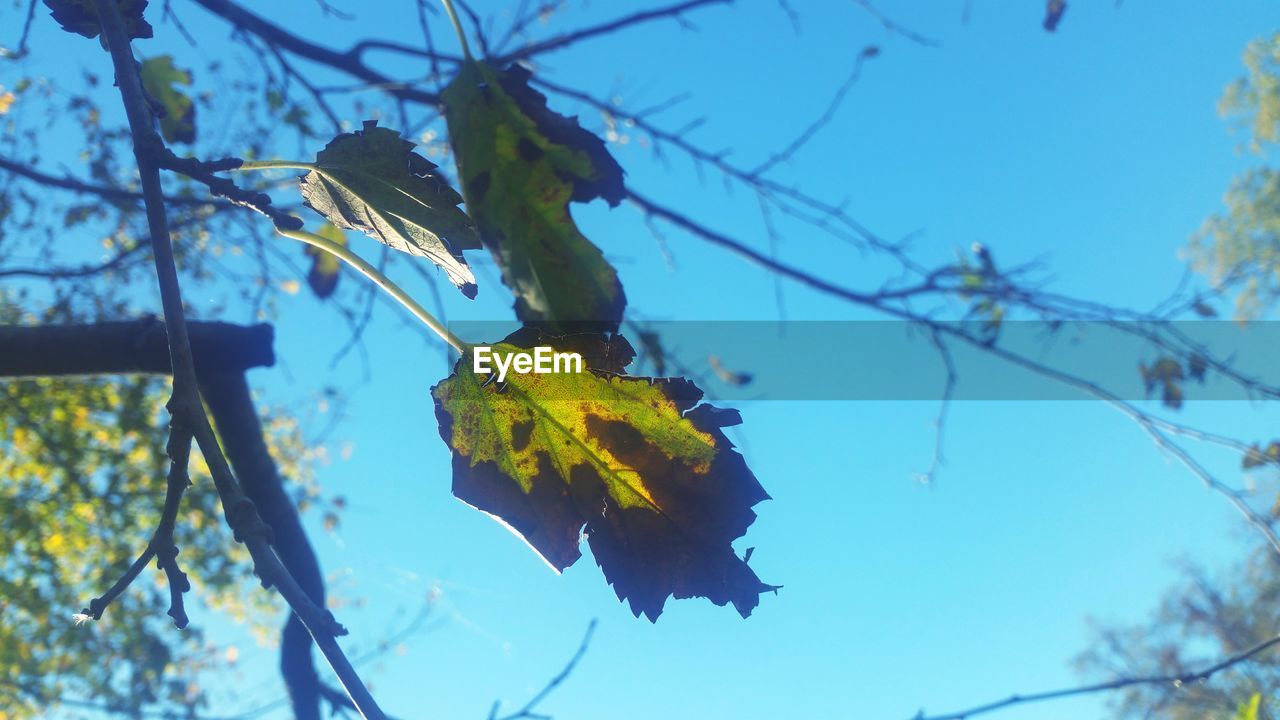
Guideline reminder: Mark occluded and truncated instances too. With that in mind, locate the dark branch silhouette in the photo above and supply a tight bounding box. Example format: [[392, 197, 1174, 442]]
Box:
[[490, 620, 598, 720], [494, 0, 731, 64], [911, 632, 1280, 720], [91, 0, 385, 715]]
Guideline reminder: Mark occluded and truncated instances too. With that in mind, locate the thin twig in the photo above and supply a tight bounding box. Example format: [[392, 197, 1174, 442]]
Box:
[[535, 77, 923, 266], [77, 420, 194, 629], [0, 243, 148, 280], [157, 152, 303, 230], [776, 0, 801, 34], [918, 328, 955, 484], [191, 0, 449, 104], [0, 154, 220, 207], [853, 0, 940, 47], [490, 620, 598, 720], [910, 632, 1280, 720], [628, 189, 1280, 557], [495, 0, 731, 64], [449, 0, 489, 59], [750, 45, 878, 176], [0, 0, 38, 59]]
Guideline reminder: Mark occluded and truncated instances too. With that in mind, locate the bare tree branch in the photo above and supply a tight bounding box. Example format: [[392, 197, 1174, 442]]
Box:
[[0, 244, 148, 280], [0, 155, 219, 208], [190, 0, 451, 105], [490, 620, 598, 720], [910, 632, 1280, 720], [495, 0, 732, 64], [0, 321, 274, 377], [90, 1, 387, 717], [202, 370, 330, 720], [627, 188, 1280, 554], [853, 0, 940, 47], [750, 44, 879, 176], [918, 327, 955, 484], [76, 425, 192, 627], [0, 0, 38, 59]]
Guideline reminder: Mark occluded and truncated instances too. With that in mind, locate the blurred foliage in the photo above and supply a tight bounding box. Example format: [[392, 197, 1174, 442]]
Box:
[[0, 47, 363, 325], [1190, 33, 1280, 318], [0, 5, 389, 714], [1222, 35, 1280, 153], [0, 294, 329, 718], [1077, 543, 1280, 720]]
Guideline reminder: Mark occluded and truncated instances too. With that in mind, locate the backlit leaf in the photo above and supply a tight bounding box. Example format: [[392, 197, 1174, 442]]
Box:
[[300, 120, 481, 298], [139, 55, 196, 144], [43, 0, 153, 40], [432, 328, 773, 620], [1235, 693, 1261, 720], [443, 62, 626, 330], [304, 222, 346, 299]]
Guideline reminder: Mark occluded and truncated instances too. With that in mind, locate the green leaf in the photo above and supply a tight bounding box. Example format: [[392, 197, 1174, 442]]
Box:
[[1234, 693, 1261, 720], [443, 62, 626, 330], [43, 0, 153, 40], [304, 222, 346, 299], [300, 120, 481, 298], [139, 55, 196, 144], [432, 328, 774, 620]]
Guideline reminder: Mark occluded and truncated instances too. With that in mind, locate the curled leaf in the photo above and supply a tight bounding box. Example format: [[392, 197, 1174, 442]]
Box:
[[43, 0, 153, 40], [300, 120, 481, 298], [443, 62, 626, 330], [139, 55, 196, 144], [432, 328, 773, 620]]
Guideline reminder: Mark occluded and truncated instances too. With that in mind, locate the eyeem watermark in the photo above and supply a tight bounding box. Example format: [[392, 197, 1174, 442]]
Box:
[[473, 346, 584, 382]]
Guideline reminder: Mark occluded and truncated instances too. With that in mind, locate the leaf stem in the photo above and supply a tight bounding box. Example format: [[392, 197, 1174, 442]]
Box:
[[278, 227, 469, 353], [440, 0, 474, 61], [235, 159, 318, 172]]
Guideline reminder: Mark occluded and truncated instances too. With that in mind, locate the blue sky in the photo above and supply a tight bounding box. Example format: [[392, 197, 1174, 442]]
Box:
[[8, 1, 1280, 719]]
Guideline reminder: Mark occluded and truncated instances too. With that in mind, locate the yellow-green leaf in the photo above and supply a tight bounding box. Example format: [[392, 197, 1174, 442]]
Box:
[[304, 222, 346, 299], [300, 120, 481, 298], [139, 55, 196, 144], [443, 62, 626, 330], [432, 328, 773, 620], [1235, 693, 1261, 720]]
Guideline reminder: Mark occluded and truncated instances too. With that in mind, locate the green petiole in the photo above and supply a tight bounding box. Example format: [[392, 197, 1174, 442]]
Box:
[[277, 226, 469, 355], [234, 160, 317, 173], [233, 161, 470, 354], [439, 0, 474, 61]]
